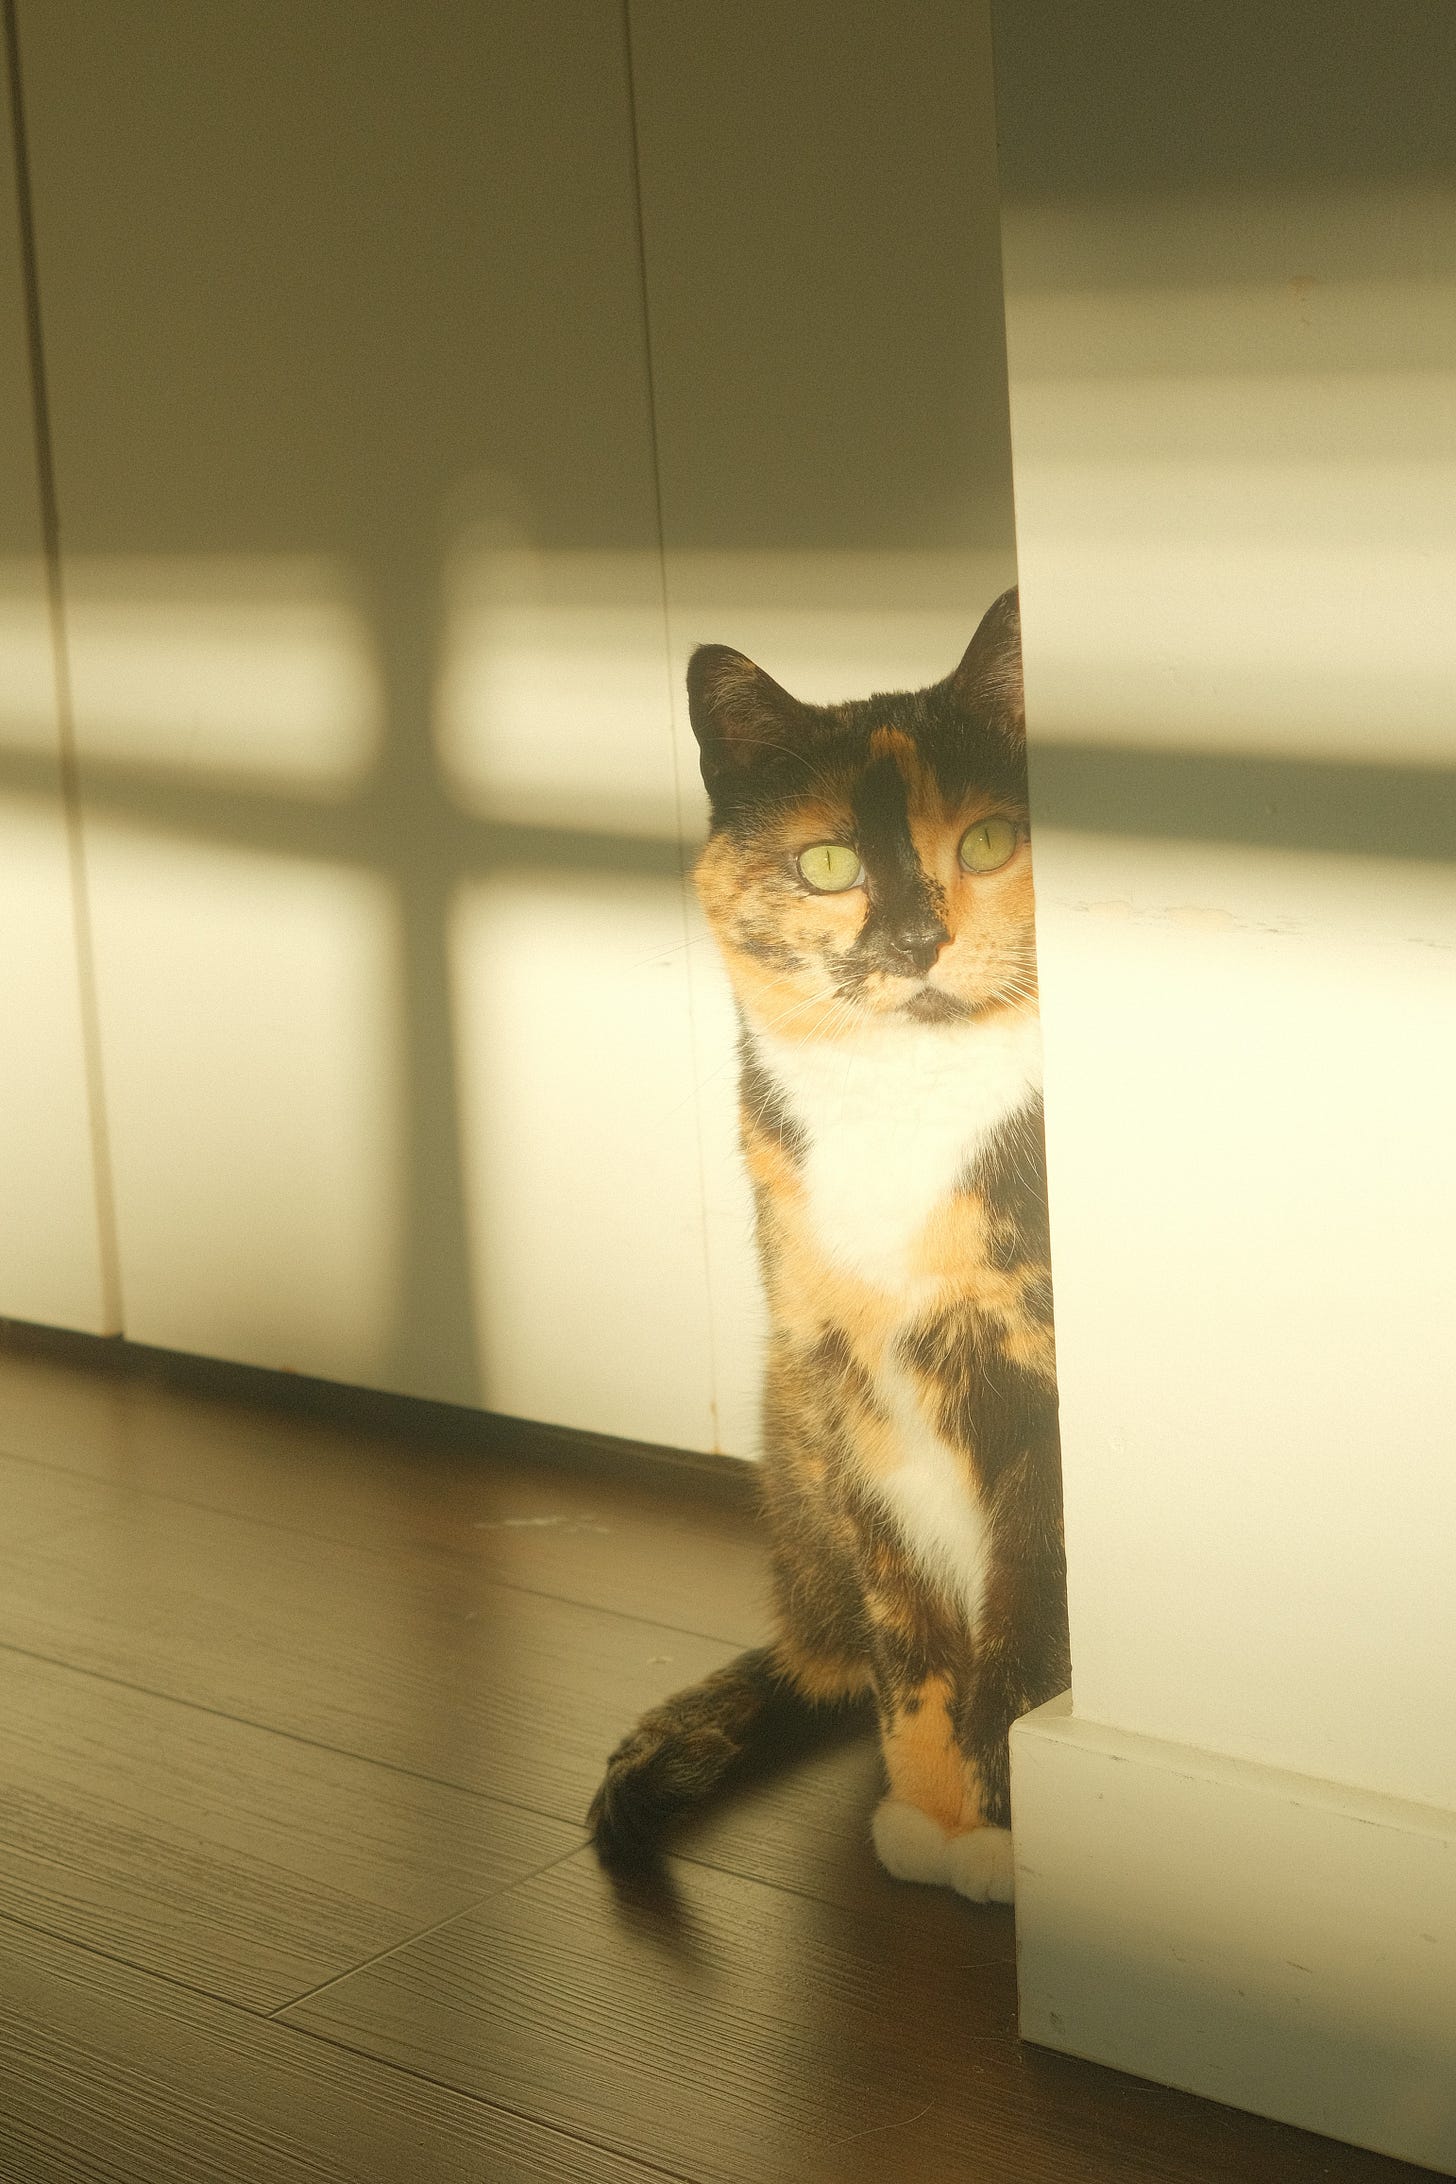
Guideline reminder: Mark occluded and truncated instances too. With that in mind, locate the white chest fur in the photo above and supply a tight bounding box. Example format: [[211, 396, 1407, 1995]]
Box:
[[869, 1357, 993, 1630], [748, 1006, 1042, 1634], [750, 1007, 1042, 1293]]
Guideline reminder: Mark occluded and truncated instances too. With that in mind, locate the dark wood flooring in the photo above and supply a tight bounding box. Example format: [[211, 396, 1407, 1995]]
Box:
[[0, 1338, 1432, 2183]]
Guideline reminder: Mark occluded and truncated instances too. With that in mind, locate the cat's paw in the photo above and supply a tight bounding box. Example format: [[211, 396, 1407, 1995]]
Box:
[[872, 1799, 1015, 1902], [871, 1796, 954, 1884], [946, 1823, 1015, 1904]]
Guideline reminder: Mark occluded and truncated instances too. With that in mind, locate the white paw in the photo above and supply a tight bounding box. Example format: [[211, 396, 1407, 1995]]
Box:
[[947, 1824, 1015, 1904], [871, 1796, 953, 1884], [872, 1799, 1016, 1901]]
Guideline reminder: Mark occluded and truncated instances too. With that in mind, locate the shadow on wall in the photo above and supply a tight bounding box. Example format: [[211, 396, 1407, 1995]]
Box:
[[0, 545, 1030, 1440], [0, 548, 689, 1422], [3, 531, 1454, 1440]]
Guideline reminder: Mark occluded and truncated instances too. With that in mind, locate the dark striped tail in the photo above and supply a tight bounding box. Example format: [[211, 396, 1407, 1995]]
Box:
[[587, 1645, 823, 1867]]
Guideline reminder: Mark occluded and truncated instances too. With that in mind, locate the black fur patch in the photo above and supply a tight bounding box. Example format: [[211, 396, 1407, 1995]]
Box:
[[847, 754, 950, 980], [809, 1324, 885, 1422], [968, 1098, 1051, 1271], [900, 1304, 1045, 1491], [956, 1448, 1070, 1826]]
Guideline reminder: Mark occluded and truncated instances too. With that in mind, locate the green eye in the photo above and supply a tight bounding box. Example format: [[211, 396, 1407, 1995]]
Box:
[[958, 817, 1020, 873], [796, 842, 864, 893]]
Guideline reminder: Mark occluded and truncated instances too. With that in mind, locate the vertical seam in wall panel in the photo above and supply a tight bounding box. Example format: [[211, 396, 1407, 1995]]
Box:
[[620, 0, 725, 1451], [4, 0, 124, 1333], [983, 0, 1072, 1359]]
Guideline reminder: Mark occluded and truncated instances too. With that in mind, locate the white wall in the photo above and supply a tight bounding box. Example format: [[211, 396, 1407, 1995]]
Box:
[[995, 5, 1456, 2162], [0, 63, 112, 1335], [998, 0, 1456, 1816], [12, 0, 1018, 1451]]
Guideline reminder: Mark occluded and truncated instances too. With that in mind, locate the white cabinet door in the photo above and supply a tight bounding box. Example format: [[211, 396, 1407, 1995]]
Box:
[[0, 58, 111, 1333], [18, 1, 716, 1438]]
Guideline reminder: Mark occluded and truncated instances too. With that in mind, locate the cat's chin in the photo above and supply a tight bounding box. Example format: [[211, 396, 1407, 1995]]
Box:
[[900, 987, 973, 1025]]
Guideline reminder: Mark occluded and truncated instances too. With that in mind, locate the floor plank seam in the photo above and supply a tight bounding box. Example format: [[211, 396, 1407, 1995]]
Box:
[[257, 2012, 709, 2184], [0, 1446, 770, 1648], [666, 1838, 1022, 1958], [265, 1838, 590, 2022], [0, 1628, 1029, 1936], [0, 1505, 159, 1570], [0, 1899, 299, 2022], [0, 1630, 607, 1829], [414, 1564, 769, 1650], [0, 1896, 708, 2184], [0, 1627, 1027, 1932]]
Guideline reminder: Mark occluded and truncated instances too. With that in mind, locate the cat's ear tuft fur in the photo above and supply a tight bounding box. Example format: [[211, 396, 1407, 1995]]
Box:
[[949, 587, 1024, 736], [687, 644, 810, 800]]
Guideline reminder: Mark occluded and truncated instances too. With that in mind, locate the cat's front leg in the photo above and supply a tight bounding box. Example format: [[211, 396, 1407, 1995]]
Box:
[[869, 1670, 1014, 1904]]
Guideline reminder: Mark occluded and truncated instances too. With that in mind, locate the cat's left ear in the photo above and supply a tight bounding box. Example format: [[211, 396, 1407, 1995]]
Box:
[[949, 586, 1023, 736], [686, 644, 812, 801]]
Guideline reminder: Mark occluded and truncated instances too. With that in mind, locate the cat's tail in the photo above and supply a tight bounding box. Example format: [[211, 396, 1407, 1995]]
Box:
[[587, 1644, 842, 1868]]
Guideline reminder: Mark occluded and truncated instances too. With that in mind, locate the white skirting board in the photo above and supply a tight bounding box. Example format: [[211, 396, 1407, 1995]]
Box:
[[1010, 1693, 1456, 2175]]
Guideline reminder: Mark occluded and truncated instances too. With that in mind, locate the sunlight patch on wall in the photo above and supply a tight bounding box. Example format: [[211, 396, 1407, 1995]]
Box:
[[1008, 179, 1455, 321], [85, 827, 403, 1382], [449, 870, 720, 1452], [1002, 181, 1456, 763], [434, 541, 1020, 843], [0, 565, 58, 750], [683, 881, 770, 1464], [0, 790, 110, 1332], [1032, 827, 1456, 1809], [2, 557, 383, 791], [435, 543, 680, 838]]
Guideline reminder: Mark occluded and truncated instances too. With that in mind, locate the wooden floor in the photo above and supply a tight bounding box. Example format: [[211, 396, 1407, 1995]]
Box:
[[0, 1340, 1430, 2184]]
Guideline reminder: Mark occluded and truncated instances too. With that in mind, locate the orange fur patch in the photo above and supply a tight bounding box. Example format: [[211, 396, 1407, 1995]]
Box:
[[881, 1674, 986, 1832]]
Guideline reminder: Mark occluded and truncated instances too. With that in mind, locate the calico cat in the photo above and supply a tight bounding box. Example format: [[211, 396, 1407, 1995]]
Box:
[[588, 588, 1068, 1903]]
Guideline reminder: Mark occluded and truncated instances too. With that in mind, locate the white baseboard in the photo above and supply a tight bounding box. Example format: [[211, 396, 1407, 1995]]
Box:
[[1010, 1693, 1456, 2175]]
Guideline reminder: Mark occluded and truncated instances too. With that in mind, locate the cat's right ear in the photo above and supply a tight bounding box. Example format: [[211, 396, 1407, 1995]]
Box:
[[949, 587, 1024, 737], [686, 645, 808, 802]]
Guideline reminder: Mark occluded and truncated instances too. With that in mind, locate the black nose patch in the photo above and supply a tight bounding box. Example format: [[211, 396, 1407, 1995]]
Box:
[[848, 752, 949, 977]]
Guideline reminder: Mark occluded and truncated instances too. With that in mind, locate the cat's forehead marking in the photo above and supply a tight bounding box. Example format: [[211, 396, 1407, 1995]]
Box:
[[867, 724, 935, 806], [869, 726, 915, 765]]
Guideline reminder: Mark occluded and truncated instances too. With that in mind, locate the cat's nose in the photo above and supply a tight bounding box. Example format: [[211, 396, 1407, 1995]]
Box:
[[891, 923, 950, 977]]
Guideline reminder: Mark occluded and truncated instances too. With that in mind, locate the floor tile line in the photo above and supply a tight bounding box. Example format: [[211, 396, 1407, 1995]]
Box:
[[0, 1447, 768, 1649], [267, 1838, 590, 2020], [0, 1631, 589, 1833], [0, 1629, 938, 1926], [0, 1899, 310, 2020], [0, 1898, 704, 2182], [264, 2010, 706, 2184], [0, 1642, 969, 1934]]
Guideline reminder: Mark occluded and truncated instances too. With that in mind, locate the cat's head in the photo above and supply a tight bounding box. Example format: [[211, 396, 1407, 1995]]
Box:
[[687, 588, 1037, 1038]]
